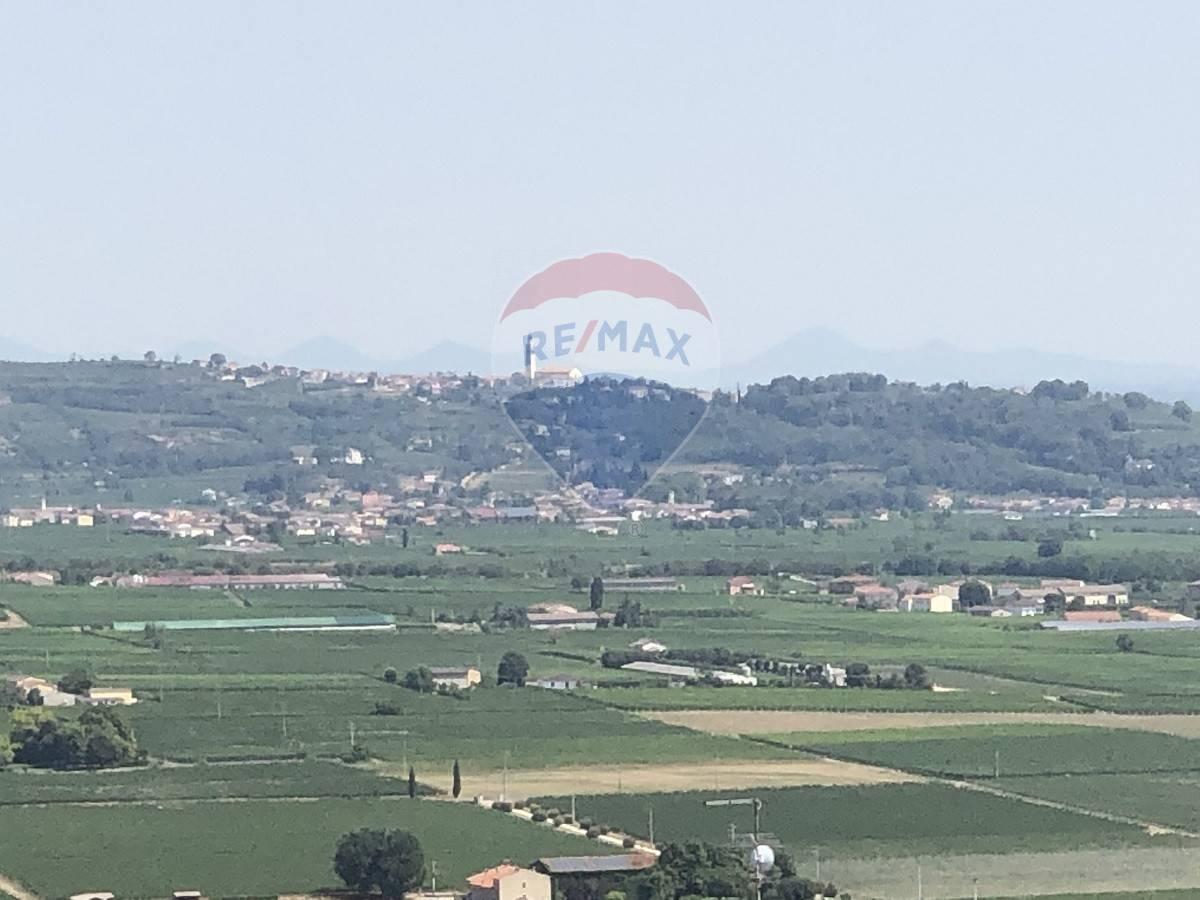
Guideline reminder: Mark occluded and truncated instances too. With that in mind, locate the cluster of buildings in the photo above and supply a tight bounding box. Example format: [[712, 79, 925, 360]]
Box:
[[938, 491, 1200, 518], [464, 855, 656, 900], [424, 665, 587, 692], [3, 674, 136, 708], [724, 573, 1143, 620]]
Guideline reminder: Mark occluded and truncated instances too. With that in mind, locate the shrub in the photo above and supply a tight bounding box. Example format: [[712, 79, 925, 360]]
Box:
[[586, 827, 601, 838], [531, 811, 548, 823], [579, 817, 594, 828], [491, 800, 513, 812], [561, 814, 574, 825], [513, 800, 527, 810], [622, 837, 636, 848], [550, 817, 562, 826], [546, 808, 561, 818]]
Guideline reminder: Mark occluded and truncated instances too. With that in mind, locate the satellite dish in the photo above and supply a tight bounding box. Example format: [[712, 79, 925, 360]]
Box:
[[751, 844, 775, 873]]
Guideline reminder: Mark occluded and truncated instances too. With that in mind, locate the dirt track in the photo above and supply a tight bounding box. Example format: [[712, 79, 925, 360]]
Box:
[[646, 709, 1200, 738], [0, 609, 30, 630], [378, 759, 920, 800], [0, 873, 40, 900]]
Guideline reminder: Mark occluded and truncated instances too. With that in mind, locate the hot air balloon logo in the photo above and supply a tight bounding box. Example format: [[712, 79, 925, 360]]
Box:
[[490, 251, 722, 496]]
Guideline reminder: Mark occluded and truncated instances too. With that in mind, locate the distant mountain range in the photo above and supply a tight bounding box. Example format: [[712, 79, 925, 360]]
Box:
[[5, 329, 1200, 401]]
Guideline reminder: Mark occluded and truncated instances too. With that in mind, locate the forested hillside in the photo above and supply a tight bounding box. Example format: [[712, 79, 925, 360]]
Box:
[[676, 375, 1200, 508], [2, 361, 1200, 510], [0, 360, 512, 507]]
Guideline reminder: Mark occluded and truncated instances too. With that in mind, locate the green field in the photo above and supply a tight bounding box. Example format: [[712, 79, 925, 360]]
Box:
[[0, 797, 608, 898], [11, 511, 1200, 897], [124, 685, 789, 771], [534, 784, 1171, 859], [997, 772, 1200, 833], [774, 724, 1200, 778], [0, 759, 416, 806]]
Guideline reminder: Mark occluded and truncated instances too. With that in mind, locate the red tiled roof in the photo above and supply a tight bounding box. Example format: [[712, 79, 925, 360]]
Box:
[[468, 864, 521, 888]]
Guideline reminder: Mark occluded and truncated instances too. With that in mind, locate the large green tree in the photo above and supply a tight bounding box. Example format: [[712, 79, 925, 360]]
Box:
[[333, 829, 425, 898], [57, 668, 93, 696], [497, 651, 529, 687], [589, 576, 605, 611], [957, 580, 991, 608]]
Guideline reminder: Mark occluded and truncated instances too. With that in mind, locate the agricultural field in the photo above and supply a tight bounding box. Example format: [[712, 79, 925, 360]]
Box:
[[533, 783, 1174, 860], [0, 759, 409, 806], [10, 516, 1200, 898], [0, 797, 609, 899], [775, 724, 1200, 778], [996, 772, 1200, 835], [124, 684, 791, 773]]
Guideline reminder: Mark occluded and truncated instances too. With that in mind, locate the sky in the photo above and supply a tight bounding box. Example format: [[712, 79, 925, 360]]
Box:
[[2, 2, 1199, 366]]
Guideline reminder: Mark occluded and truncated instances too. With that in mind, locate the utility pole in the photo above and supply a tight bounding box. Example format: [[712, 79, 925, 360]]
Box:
[[703, 797, 762, 839], [349, 719, 356, 748], [431, 861, 438, 893], [973, 877, 979, 900], [502, 749, 510, 802], [814, 848, 820, 881], [994, 749, 1000, 779], [571, 796, 577, 821], [917, 863, 923, 900], [648, 806, 655, 844]]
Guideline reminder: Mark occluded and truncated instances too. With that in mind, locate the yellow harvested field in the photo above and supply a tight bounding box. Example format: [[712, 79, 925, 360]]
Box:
[[645, 709, 1200, 738], [376, 759, 920, 800]]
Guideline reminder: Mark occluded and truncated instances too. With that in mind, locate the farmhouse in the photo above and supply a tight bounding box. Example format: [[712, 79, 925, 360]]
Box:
[[898, 592, 954, 613], [2, 674, 77, 707], [725, 576, 762, 596], [429, 665, 482, 690], [1063, 584, 1129, 607], [84, 687, 137, 706], [529, 674, 585, 690], [467, 864, 551, 900]]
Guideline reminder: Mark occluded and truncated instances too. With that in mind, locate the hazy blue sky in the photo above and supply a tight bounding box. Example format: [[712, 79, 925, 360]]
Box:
[[2, 2, 1198, 364]]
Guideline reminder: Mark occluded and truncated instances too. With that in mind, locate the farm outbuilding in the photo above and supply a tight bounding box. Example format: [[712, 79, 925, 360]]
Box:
[[112, 614, 396, 633]]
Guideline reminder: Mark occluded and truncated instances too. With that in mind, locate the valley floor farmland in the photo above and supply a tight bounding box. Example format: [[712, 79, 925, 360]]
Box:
[[0, 797, 609, 899], [533, 784, 1179, 860], [12, 518, 1200, 897]]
